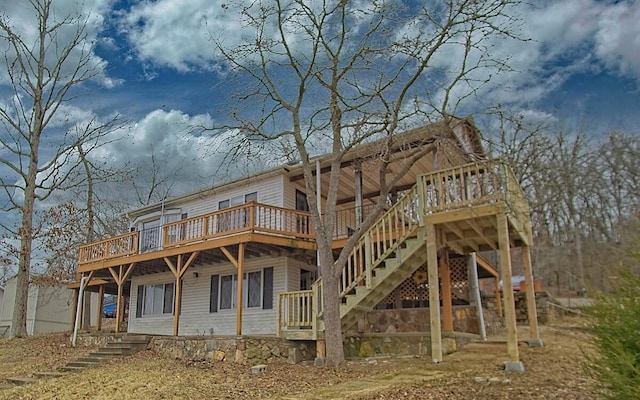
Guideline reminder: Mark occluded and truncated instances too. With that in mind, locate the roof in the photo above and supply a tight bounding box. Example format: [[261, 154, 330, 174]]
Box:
[[127, 116, 485, 217]]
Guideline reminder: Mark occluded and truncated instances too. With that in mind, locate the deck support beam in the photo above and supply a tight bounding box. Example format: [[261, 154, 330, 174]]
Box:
[[426, 224, 442, 363], [108, 263, 135, 334], [497, 214, 523, 372], [164, 252, 200, 336], [236, 244, 246, 335], [522, 245, 543, 346], [439, 252, 453, 332]]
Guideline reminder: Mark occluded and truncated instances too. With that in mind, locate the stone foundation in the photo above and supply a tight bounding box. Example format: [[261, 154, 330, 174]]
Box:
[[344, 331, 478, 358], [346, 305, 503, 337], [150, 336, 315, 365]]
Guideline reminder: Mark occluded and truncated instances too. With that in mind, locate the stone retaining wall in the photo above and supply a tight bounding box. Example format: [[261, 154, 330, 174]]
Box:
[[344, 331, 478, 358], [78, 334, 316, 365]]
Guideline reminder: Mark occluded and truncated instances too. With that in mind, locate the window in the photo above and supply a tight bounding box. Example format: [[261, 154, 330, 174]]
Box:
[[217, 192, 258, 232], [136, 283, 174, 316], [210, 267, 273, 312]]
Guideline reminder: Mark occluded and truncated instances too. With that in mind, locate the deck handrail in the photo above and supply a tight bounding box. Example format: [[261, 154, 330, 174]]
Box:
[[78, 232, 138, 264], [339, 185, 420, 297], [417, 159, 528, 216], [78, 201, 313, 264]]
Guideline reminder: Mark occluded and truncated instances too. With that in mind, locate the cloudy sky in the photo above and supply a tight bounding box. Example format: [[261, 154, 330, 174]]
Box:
[[1, 0, 640, 210]]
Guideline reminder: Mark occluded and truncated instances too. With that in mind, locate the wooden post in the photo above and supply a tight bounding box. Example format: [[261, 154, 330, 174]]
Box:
[[426, 224, 442, 363], [522, 245, 542, 346], [494, 276, 503, 317], [236, 243, 246, 336], [96, 285, 104, 331], [497, 214, 522, 370], [439, 253, 453, 332], [115, 278, 123, 333], [164, 252, 199, 336], [70, 288, 79, 330], [108, 263, 135, 334], [354, 161, 363, 228], [174, 255, 183, 336]]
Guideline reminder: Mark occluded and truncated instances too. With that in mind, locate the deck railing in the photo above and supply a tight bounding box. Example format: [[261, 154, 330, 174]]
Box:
[[276, 279, 323, 337], [79, 201, 313, 264], [78, 232, 138, 264], [417, 160, 527, 216]]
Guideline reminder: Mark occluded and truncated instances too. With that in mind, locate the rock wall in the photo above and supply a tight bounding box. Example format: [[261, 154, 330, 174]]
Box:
[[149, 336, 315, 365], [343, 331, 477, 358], [345, 305, 503, 337]]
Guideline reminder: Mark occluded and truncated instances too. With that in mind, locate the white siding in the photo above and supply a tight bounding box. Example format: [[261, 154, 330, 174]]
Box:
[[0, 279, 75, 336], [177, 175, 286, 219], [128, 256, 292, 336]]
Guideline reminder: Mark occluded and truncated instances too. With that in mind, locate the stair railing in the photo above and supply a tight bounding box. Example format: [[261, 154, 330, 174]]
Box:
[[339, 185, 420, 297]]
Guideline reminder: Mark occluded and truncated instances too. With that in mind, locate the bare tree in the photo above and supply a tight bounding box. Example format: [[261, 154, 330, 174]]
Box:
[[0, 0, 119, 337], [212, 0, 522, 365]]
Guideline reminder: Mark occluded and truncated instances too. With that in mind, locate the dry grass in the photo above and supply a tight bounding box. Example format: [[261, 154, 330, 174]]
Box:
[[0, 316, 597, 399]]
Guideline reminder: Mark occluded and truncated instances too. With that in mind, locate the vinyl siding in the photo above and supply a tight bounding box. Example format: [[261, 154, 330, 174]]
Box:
[[128, 256, 292, 336]]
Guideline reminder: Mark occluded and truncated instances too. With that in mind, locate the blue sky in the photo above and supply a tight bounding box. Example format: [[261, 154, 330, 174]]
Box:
[[1, 0, 640, 204]]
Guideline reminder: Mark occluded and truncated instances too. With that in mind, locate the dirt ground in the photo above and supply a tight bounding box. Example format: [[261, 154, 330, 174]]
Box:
[[0, 315, 597, 399]]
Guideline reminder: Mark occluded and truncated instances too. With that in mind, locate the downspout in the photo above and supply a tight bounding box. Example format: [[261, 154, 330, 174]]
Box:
[[72, 275, 88, 347]]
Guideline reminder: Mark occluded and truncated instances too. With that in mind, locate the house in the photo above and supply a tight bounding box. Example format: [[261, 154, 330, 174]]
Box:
[[0, 277, 98, 337], [70, 117, 540, 368]]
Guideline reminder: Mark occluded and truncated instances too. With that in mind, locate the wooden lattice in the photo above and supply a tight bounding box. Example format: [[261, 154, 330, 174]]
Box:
[[376, 256, 470, 309]]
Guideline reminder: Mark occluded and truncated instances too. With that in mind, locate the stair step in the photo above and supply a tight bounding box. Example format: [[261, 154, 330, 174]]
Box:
[[5, 376, 38, 385], [77, 356, 106, 363], [65, 361, 101, 368], [58, 365, 86, 372], [95, 347, 135, 355], [34, 371, 68, 378]]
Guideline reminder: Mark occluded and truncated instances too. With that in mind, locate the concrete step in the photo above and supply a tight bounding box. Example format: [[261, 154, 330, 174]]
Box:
[[94, 347, 135, 355], [6, 376, 38, 385], [34, 371, 68, 378], [65, 360, 101, 368], [58, 365, 86, 372], [77, 356, 107, 363]]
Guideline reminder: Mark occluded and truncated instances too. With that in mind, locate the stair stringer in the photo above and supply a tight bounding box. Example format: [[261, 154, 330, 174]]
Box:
[[339, 228, 429, 331]]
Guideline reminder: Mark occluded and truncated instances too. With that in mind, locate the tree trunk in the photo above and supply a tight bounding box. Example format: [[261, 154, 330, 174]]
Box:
[[11, 162, 38, 337], [320, 246, 344, 366]]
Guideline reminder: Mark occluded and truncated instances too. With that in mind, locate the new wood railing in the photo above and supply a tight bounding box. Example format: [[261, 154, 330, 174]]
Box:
[[339, 185, 420, 297], [79, 202, 313, 264], [417, 160, 527, 216]]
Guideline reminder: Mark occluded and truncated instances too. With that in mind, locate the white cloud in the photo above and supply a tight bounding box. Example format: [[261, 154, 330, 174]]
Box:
[[594, 1, 640, 80], [0, 0, 120, 90]]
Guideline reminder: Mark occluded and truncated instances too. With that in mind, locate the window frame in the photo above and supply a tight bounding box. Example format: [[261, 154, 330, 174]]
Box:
[[140, 282, 175, 317], [210, 267, 273, 312]]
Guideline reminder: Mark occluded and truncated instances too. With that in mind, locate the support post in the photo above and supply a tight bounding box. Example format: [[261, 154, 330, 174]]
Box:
[[426, 224, 442, 363], [354, 161, 363, 228], [439, 253, 453, 332], [174, 255, 183, 336], [70, 288, 79, 330], [468, 253, 487, 341], [109, 263, 135, 334], [522, 245, 543, 347], [494, 276, 503, 317], [96, 285, 104, 331], [236, 243, 245, 336], [497, 214, 524, 372]]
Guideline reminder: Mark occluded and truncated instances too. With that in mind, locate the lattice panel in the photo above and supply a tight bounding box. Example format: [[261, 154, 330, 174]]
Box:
[[377, 257, 471, 309], [449, 257, 470, 302]]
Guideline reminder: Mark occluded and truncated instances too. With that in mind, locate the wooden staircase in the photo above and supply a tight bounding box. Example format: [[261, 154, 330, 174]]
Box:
[[339, 234, 426, 331], [277, 160, 530, 341]]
